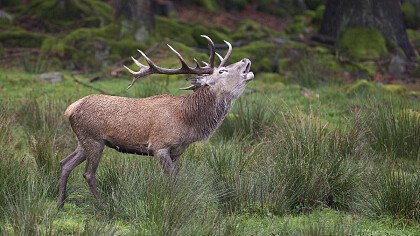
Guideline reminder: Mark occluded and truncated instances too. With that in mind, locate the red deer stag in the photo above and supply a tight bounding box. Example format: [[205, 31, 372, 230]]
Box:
[[57, 35, 254, 208]]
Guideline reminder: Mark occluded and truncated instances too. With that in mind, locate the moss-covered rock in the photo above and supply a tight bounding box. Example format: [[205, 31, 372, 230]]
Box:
[[41, 24, 139, 70], [345, 79, 378, 95], [285, 15, 308, 35], [229, 41, 277, 72], [351, 61, 377, 76], [232, 19, 276, 41], [192, 25, 232, 47], [21, 0, 112, 28], [0, 27, 47, 48], [154, 16, 196, 46], [382, 84, 408, 95], [338, 28, 388, 60], [401, 2, 420, 29]]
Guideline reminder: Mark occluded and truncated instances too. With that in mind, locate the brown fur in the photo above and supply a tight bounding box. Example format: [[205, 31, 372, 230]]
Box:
[[57, 58, 253, 209]]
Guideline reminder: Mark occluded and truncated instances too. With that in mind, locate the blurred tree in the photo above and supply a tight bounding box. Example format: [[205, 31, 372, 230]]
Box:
[[318, 0, 416, 59], [112, 0, 154, 42]]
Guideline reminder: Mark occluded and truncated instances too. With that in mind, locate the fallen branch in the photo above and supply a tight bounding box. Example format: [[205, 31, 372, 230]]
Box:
[[72, 76, 115, 96]]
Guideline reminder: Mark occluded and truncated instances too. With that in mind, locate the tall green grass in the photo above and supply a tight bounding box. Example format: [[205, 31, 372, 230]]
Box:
[[0, 81, 419, 233], [217, 96, 276, 140], [18, 96, 73, 175], [263, 113, 366, 214], [365, 103, 420, 160], [366, 167, 420, 222], [97, 154, 223, 235]]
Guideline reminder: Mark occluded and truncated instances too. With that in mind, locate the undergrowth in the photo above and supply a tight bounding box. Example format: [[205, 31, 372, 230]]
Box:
[[0, 80, 419, 234]]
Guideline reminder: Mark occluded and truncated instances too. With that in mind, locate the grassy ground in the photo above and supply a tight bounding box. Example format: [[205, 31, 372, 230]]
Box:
[[0, 68, 419, 235]]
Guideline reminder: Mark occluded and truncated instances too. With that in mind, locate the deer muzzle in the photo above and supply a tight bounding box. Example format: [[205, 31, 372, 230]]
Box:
[[241, 58, 254, 82]]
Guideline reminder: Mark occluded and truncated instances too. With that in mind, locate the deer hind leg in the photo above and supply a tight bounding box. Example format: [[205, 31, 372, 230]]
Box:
[[81, 139, 105, 202], [58, 144, 86, 209], [156, 149, 174, 174]]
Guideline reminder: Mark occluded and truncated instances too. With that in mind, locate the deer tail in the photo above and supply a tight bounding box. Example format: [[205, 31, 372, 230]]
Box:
[[64, 97, 86, 119]]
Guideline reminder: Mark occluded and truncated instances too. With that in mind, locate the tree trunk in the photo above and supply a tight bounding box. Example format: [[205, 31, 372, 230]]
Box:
[[112, 0, 154, 42], [319, 0, 416, 59]]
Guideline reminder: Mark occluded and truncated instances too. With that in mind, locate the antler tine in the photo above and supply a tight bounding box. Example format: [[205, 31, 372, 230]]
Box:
[[124, 65, 141, 75], [200, 35, 215, 68], [218, 40, 232, 68], [137, 49, 159, 70], [167, 44, 191, 70], [131, 56, 147, 68], [193, 58, 201, 68]]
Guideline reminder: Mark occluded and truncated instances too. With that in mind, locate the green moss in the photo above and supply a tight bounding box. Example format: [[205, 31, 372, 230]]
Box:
[[412, 64, 420, 78], [338, 28, 388, 60], [108, 39, 139, 58], [192, 25, 232, 47], [38, 23, 146, 70], [0, 28, 47, 48], [22, 0, 112, 27], [312, 5, 325, 24], [233, 19, 276, 41], [345, 79, 378, 95], [285, 15, 308, 34], [230, 41, 277, 72], [382, 84, 408, 95], [155, 16, 196, 46], [278, 58, 291, 72], [407, 29, 420, 54], [401, 2, 420, 29], [352, 61, 377, 76], [312, 48, 343, 72], [201, 0, 218, 11], [179, 0, 218, 11]]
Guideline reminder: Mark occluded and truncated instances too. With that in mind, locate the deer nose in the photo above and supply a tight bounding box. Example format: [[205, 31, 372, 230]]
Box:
[[241, 58, 250, 63]]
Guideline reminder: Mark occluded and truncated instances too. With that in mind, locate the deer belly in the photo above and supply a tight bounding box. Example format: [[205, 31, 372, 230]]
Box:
[[104, 140, 153, 156]]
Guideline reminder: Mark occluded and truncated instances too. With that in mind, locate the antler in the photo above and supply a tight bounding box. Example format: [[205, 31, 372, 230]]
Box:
[[216, 40, 232, 68], [124, 35, 216, 89]]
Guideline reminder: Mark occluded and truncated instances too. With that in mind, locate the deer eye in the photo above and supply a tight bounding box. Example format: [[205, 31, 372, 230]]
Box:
[[219, 69, 227, 74]]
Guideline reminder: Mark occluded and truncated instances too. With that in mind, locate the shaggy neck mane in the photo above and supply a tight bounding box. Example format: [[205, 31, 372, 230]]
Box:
[[180, 86, 232, 140]]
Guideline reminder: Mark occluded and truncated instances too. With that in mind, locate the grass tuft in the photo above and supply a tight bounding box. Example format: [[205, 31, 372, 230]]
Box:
[[367, 168, 420, 222], [365, 103, 420, 160]]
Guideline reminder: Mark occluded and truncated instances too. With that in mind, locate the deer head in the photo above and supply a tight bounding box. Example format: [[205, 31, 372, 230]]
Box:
[[124, 35, 254, 99]]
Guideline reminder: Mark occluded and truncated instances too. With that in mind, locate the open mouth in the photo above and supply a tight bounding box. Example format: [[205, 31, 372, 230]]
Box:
[[243, 62, 251, 74]]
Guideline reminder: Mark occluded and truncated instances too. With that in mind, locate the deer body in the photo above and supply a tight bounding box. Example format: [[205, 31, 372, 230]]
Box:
[[66, 86, 231, 158], [57, 36, 253, 208]]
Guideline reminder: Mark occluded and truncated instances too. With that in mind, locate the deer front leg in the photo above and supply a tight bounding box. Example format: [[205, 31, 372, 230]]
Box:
[[155, 149, 174, 174]]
